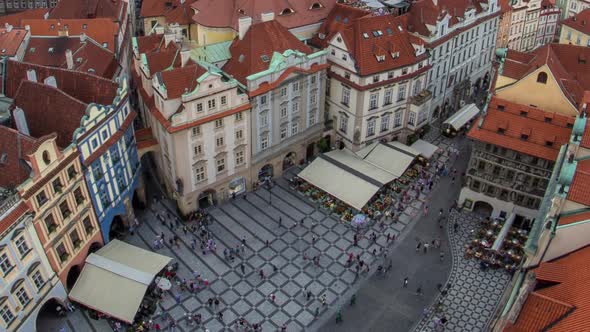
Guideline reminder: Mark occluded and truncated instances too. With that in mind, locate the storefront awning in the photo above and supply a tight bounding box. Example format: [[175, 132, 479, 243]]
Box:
[[298, 155, 381, 210], [298, 143, 417, 210], [356, 142, 417, 177], [69, 240, 172, 323], [443, 103, 480, 131], [410, 139, 440, 159]]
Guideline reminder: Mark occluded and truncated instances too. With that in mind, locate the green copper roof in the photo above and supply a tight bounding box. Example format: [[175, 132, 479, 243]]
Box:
[[190, 41, 232, 64]]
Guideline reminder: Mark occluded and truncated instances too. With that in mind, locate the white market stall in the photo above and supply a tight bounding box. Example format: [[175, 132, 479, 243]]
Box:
[[443, 103, 480, 136], [411, 139, 440, 160], [68, 240, 172, 324]]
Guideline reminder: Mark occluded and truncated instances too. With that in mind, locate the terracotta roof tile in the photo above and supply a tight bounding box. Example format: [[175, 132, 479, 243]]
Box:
[[502, 44, 590, 107], [5, 60, 119, 106], [333, 13, 427, 76], [48, 0, 124, 21], [12, 80, 88, 148], [141, 0, 196, 25], [407, 0, 485, 36], [309, 3, 369, 49], [0, 126, 37, 189], [505, 293, 574, 332], [21, 18, 119, 52], [0, 27, 28, 57], [0, 201, 30, 236], [467, 97, 572, 161], [144, 47, 181, 77], [508, 246, 590, 332], [24, 36, 118, 78], [562, 9, 590, 37], [558, 210, 590, 226], [0, 8, 49, 27], [158, 63, 206, 99], [135, 34, 167, 54], [190, 0, 338, 30], [223, 20, 313, 85], [567, 159, 590, 206]]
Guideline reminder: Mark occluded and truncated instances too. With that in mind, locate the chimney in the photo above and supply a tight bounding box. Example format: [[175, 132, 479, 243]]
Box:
[[80, 32, 87, 42], [65, 49, 74, 69], [26, 69, 37, 82], [238, 16, 252, 40], [261, 12, 275, 22], [180, 44, 191, 67], [164, 31, 175, 47]]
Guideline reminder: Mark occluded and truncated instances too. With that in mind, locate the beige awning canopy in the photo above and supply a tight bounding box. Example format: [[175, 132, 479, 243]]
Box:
[[298, 143, 417, 210], [443, 103, 480, 130], [68, 239, 172, 323], [298, 155, 381, 210], [411, 139, 440, 159]]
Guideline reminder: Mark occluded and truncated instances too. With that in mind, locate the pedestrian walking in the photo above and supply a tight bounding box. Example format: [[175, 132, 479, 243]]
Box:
[[307, 290, 312, 301], [403, 277, 408, 287], [440, 252, 445, 261], [423, 205, 429, 216], [350, 294, 356, 306], [270, 293, 276, 303], [336, 308, 343, 324], [240, 263, 245, 274], [321, 294, 327, 306], [208, 298, 213, 307], [174, 293, 181, 304], [416, 286, 423, 296], [214, 298, 220, 308], [278, 216, 282, 227], [218, 311, 223, 321], [454, 222, 459, 233], [314, 307, 319, 317], [259, 269, 265, 279], [423, 243, 429, 253]]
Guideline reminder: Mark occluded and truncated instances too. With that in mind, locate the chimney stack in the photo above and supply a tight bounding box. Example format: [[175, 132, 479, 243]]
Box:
[[164, 31, 175, 47], [238, 16, 252, 40], [65, 49, 74, 69], [180, 44, 191, 67]]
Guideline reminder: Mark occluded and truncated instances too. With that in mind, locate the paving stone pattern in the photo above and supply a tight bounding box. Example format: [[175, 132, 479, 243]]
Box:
[[413, 211, 512, 332], [126, 176, 428, 332]]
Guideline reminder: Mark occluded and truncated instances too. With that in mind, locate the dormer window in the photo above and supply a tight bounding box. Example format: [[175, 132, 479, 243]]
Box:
[[537, 71, 548, 84], [521, 134, 529, 140], [280, 8, 294, 15], [376, 55, 385, 62], [497, 128, 505, 134], [391, 52, 400, 59], [520, 111, 528, 117], [545, 141, 554, 147], [310, 2, 323, 9]]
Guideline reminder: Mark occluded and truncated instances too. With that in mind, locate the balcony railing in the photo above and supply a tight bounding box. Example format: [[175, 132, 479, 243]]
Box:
[[409, 89, 433, 106]]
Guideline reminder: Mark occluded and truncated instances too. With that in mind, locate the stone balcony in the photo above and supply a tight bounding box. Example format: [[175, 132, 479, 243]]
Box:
[[409, 89, 433, 106]]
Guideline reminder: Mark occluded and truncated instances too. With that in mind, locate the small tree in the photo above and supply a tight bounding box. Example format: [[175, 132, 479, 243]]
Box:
[[317, 137, 330, 153]]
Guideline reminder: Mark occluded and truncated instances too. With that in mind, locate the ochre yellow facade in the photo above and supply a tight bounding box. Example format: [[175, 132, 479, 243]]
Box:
[[495, 64, 578, 116], [558, 25, 590, 47]]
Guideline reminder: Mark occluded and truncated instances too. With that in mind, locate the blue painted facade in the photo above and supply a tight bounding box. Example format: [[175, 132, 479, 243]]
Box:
[[73, 78, 141, 242]]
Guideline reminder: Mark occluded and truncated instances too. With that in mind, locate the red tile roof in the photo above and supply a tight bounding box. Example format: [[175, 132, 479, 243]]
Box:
[[144, 47, 182, 77], [558, 210, 590, 226], [48, 0, 124, 21], [0, 126, 37, 189], [506, 245, 590, 332], [5, 60, 119, 106], [190, 0, 338, 30], [467, 97, 573, 161], [135, 34, 168, 54], [406, 0, 485, 36], [562, 9, 590, 36], [141, 0, 196, 25], [158, 64, 206, 99], [567, 159, 590, 206], [12, 80, 88, 148], [309, 3, 369, 49], [0, 27, 28, 57], [0, 201, 30, 236], [333, 13, 427, 76], [21, 18, 119, 52], [501, 44, 590, 108], [223, 20, 313, 85], [0, 9, 49, 27], [24, 36, 118, 78]]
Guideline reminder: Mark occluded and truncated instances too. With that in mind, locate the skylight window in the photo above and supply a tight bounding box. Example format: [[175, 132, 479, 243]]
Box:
[[363, 32, 369, 39], [386, 27, 393, 35], [335, 15, 341, 22], [397, 25, 403, 31], [377, 30, 383, 36], [261, 54, 270, 62], [343, 18, 349, 23], [372, 31, 379, 37]]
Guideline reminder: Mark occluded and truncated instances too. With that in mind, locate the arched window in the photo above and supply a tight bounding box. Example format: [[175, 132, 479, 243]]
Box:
[[537, 71, 548, 84]]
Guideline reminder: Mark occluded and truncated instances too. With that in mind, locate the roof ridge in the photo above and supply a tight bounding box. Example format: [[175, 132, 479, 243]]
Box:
[[15, 79, 89, 108]]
